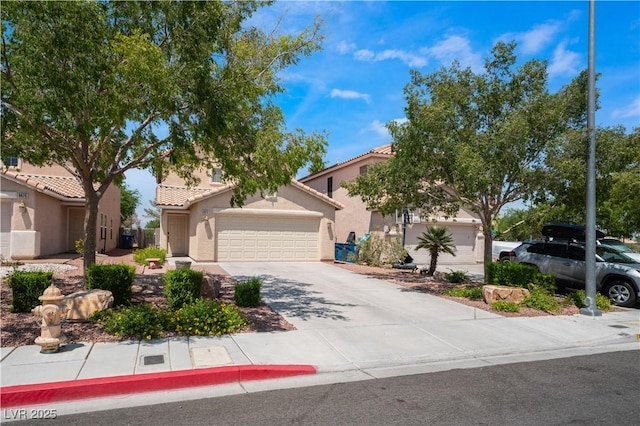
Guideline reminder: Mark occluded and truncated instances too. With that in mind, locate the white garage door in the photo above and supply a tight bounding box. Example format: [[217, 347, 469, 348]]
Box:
[[406, 224, 476, 264], [0, 201, 12, 258], [216, 215, 320, 261]]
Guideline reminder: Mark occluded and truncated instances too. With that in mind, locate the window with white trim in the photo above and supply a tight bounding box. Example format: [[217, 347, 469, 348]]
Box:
[[4, 157, 19, 167], [100, 214, 107, 240], [210, 167, 223, 183]]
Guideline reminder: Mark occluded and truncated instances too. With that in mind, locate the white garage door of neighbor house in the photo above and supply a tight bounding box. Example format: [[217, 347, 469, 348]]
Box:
[[216, 215, 320, 261], [407, 224, 476, 264], [0, 201, 12, 258]]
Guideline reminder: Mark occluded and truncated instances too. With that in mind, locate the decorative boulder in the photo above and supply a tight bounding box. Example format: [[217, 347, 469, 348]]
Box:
[[482, 285, 530, 305], [63, 289, 114, 321], [202, 276, 222, 299]]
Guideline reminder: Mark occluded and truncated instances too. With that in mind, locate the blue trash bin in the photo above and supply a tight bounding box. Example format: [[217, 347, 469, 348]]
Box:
[[121, 234, 134, 249]]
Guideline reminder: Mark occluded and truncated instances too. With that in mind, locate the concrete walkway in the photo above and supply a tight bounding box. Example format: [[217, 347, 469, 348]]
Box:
[[1, 261, 638, 420]]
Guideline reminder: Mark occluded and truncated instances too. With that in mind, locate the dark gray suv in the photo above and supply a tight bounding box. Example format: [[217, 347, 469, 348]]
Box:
[[512, 241, 640, 307]]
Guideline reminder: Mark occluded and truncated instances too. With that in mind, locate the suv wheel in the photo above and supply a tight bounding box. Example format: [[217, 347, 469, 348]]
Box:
[[604, 280, 637, 307]]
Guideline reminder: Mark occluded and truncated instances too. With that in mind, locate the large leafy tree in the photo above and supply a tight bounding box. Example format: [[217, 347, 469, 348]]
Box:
[[1, 1, 326, 269], [344, 42, 587, 277], [542, 126, 640, 237]]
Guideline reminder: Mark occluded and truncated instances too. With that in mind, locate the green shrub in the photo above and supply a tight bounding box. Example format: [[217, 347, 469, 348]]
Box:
[[486, 262, 538, 287], [133, 247, 167, 266], [169, 299, 247, 336], [7, 271, 53, 312], [356, 234, 406, 267], [491, 300, 520, 312], [522, 287, 562, 313], [91, 303, 168, 340], [234, 277, 262, 307], [75, 239, 84, 255], [444, 285, 484, 300], [87, 264, 135, 306], [445, 270, 468, 283], [164, 269, 204, 310], [565, 290, 612, 312]]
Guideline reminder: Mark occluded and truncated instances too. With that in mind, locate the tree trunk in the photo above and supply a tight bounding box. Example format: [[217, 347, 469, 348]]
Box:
[[82, 189, 101, 274], [482, 221, 493, 283], [428, 252, 438, 276]]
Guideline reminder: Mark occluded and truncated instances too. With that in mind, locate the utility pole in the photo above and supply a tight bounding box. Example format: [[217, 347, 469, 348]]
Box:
[[581, 0, 601, 317]]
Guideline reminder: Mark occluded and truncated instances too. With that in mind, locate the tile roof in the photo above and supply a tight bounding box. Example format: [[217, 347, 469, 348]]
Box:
[[155, 184, 233, 207], [299, 143, 393, 181], [0, 170, 86, 200], [156, 180, 344, 210]]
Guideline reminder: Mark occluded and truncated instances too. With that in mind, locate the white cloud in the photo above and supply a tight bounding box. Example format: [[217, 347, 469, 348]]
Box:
[[377, 50, 427, 68], [501, 22, 562, 55], [423, 35, 483, 72], [547, 40, 581, 78], [354, 48, 427, 68], [330, 89, 371, 103], [368, 118, 407, 138], [369, 120, 389, 137], [336, 40, 356, 54], [611, 96, 640, 119], [354, 49, 376, 61]]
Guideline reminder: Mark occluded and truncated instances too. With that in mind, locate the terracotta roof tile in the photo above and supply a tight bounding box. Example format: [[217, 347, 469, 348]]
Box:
[[155, 184, 231, 207], [156, 180, 344, 210], [0, 170, 86, 199], [299, 143, 393, 181]]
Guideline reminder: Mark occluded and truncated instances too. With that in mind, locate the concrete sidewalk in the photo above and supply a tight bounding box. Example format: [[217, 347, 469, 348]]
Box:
[[1, 261, 638, 419]]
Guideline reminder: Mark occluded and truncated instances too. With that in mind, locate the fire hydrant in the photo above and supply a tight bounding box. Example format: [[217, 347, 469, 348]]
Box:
[[32, 283, 68, 353]]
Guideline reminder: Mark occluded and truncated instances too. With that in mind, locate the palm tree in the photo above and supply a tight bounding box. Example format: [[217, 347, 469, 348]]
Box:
[[415, 226, 456, 276]]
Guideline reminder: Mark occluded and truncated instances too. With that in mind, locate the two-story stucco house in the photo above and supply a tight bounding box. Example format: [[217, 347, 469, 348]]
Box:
[[155, 164, 343, 262], [299, 144, 484, 264], [0, 157, 121, 260]]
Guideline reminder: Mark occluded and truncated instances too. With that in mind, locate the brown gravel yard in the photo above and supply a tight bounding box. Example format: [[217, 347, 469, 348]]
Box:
[[2, 252, 580, 347], [1, 250, 294, 347]]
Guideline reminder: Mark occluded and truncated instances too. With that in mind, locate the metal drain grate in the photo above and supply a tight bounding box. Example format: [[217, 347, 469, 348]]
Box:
[[143, 355, 165, 366]]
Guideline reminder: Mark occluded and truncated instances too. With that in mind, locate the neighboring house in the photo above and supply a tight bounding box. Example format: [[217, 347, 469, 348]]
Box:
[[155, 165, 343, 262], [299, 144, 484, 264], [0, 157, 121, 259]]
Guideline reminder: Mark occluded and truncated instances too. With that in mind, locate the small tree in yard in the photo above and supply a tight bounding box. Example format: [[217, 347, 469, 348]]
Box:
[[415, 226, 456, 276], [1, 1, 327, 272]]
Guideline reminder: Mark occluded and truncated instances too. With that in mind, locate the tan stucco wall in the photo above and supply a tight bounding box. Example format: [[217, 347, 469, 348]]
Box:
[[302, 158, 485, 262], [160, 184, 338, 262], [98, 183, 121, 253], [0, 176, 121, 258], [302, 156, 392, 243], [161, 164, 225, 189]]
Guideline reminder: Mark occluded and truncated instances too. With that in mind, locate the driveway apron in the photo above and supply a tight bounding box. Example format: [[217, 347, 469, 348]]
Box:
[[219, 262, 499, 331], [219, 262, 513, 370]]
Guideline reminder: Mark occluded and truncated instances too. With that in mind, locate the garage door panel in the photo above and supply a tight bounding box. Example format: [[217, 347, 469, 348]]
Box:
[[216, 215, 319, 262]]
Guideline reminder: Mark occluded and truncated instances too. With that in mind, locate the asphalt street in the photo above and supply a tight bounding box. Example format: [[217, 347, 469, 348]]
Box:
[[14, 350, 638, 426]]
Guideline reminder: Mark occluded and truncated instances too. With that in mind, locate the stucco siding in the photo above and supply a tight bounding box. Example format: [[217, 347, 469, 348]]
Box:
[[303, 156, 389, 243], [173, 184, 337, 262], [0, 174, 121, 258]]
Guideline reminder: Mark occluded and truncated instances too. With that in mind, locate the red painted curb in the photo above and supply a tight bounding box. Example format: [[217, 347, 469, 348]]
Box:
[[0, 365, 317, 408]]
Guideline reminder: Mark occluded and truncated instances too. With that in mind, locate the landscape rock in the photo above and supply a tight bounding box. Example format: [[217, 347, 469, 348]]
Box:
[[63, 289, 114, 321], [482, 285, 530, 305], [202, 275, 222, 299]]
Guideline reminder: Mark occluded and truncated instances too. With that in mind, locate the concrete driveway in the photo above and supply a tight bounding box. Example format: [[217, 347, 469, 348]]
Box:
[[219, 262, 499, 331]]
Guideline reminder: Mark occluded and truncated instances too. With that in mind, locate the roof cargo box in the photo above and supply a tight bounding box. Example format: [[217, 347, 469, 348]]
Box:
[[541, 223, 604, 240]]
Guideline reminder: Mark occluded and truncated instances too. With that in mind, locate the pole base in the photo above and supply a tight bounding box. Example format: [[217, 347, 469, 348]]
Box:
[[579, 307, 602, 317]]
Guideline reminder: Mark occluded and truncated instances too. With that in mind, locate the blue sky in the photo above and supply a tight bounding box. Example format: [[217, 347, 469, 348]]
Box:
[[127, 0, 640, 224]]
